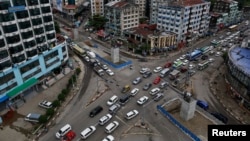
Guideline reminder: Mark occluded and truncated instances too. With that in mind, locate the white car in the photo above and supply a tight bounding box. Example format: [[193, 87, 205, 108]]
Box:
[[102, 135, 114, 141], [106, 69, 114, 76], [125, 110, 139, 120], [84, 56, 90, 62], [99, 113, 113, 125], [130, 88, 139, 96], [182, 59, 189, 66], [153, 66, 163, 73], [140, 67, 150, 74], [208, 58, 215, 63], [149, 87, 161, 96], [137, 96, 149, 105], [189, 64, 195, 70], [102, 64, 108, 70], [38, 100, 52, 109], [215, 52, 222, 57], [80, 126, 96, 139]]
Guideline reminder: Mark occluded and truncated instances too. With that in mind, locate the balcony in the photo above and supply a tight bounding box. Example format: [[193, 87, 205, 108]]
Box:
[[0, 1, 11, 11], [21, 31, 34, 40], [26, 49, 38, 58], [27, 0, 39, 6], [11, 53, 26, 64], [6, 34, 21, 45], [36, 36, 46, 44], [43, 15, 52, 23], [40, 0, 50, 4], [29, 8, 41, 16], [0, 49, 9, 60], [41, 6, 51, 14], [19, 21, 32, 30], [9, 44, 24, 55], [16, 11, 29, 19], [32, 18, 42, 26]]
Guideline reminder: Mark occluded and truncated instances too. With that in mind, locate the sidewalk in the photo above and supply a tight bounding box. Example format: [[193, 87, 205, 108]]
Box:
[[0, 55, 85, 141]]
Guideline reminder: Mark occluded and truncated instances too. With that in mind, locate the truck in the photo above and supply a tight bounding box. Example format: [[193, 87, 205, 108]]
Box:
[[169, 70, 180, 80], [159, 68, 171, 78]]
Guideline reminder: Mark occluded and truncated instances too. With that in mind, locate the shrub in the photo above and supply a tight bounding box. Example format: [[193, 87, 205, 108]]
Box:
[[52, 100, 60, 107], [75, 68, 81, 75], [58, 93, 66, 101], [61, 89, 70, 95], [46, 108, 55, 116], [39, 115, 48, 124]]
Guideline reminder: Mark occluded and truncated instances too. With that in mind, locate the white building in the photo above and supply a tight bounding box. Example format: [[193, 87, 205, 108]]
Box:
[[156, 0, 211, 43], [104, 1, 140, 35]]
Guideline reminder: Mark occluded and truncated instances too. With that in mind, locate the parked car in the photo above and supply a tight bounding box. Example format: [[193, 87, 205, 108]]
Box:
[[153, 76, 161, 84], [153, 66, 163, 73], [149, 87, 160, 96], [80, 126, 96, 139], [211, 112, 228, 124], [38, 100, 52, 109], [137, 96, 149, 105], [130, 88, 139, 96], [109, 103, 121, 115], [61, 130, 76, 141], [143, 83, 152, 91], [196, 100, 209, 110], [102, 135, 114, 141], [101, 64, 108, 70], [125, 110, 139, 120], [143, 71, 152, 78], [164, 62, 172, 68], [132, 77, 142, 85], [159, 81, 168, 89], [89, 106, 103, 117], [99, 113, 113, 125], [153, 93, 164, 102]]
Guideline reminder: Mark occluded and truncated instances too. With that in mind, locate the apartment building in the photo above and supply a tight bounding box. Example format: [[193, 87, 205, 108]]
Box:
[[133, 0, 146, 18], [104, 1, 140, 35], [91, 0, 104, 16], [156, 0, 211, 43], [210, 0, 243, 30], [150, 0, 168, 24], [0, 0, 68, 103]]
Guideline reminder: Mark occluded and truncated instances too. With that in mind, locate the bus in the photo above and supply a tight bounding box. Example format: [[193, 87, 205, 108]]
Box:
[[159, 68, 171, 78], [210, 39, 220, 47], [197, 60, 210, 70], [173, 60, 183, 69], [187, 49, 202, 61], [72, 44, 86, 57], [200, 46, 213, 54], [228, 25, 238, 32]]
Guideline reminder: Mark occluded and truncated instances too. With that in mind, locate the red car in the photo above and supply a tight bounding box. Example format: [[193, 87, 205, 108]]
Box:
[[164, 62, 172, 68], [153, 76, 161, 84], [61, 130, 76, 141]]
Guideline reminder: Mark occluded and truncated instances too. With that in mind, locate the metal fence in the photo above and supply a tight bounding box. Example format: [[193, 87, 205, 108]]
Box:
[[157, 105, 201, 141], [95, 54, 132, 69]]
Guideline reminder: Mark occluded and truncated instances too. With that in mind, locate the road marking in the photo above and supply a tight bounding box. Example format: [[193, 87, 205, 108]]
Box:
[[115, 115, 129, 126]]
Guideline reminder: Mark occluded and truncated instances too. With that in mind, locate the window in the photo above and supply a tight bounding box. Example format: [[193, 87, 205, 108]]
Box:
[[16, 11, 29, 19], [13, 0, 26, 6], [9, 44, 24, 54], [3, 24, 18, 33], [29, 8, 40, 16], [32, 18, 42, 26], [23, 40, 36, 49], [0, 39, 5, 48], [0, 13, 15, 22], [0, 50, 8, 60], [19, 21, 31, 29], [12, 53, 26, 64], [21, 31, 33, 39], [6, 34, 20, 44]]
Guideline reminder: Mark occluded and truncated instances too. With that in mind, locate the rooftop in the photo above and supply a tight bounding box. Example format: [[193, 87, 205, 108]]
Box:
[[229, 47, 250, 76], [169, 0, 206, 7]]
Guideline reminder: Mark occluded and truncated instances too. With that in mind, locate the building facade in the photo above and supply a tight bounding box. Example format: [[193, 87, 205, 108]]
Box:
[[156, 0, 211, 43], [209, 0, 243, 30], [150, 0, 167, 24], [226, 46, 250, 110], [0, 0, 69, 103], [104, 1, 140, 35], [91, 0, 104, 16]]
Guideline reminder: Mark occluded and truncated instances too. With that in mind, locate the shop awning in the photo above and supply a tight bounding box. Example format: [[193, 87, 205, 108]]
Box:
[[7, 78, 38, 98]]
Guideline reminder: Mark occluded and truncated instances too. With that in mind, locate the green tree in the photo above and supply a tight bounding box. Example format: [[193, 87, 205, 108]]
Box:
[[88, 15, 107, 30], [54, 21, 60, 33], [39, 115, 48, 124], [46, 108, 55, 116], [222, 52, 228, 62], [58, 93, 66, 102], [52, 100, 60, 107], [75, 68, 81, 75]]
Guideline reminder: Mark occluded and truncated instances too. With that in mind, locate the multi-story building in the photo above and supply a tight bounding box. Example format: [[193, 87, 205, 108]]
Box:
[[133, 0, 146, 18], [209, 0, 243, 30], [150, 0, 167, 24], [91, 0, 104, 16], [104, 1, 140, 35], [156, 0, 211, 43], [124, 25, 176, 52], [52, 0, 85, 24], [0, 0, 68, 104]]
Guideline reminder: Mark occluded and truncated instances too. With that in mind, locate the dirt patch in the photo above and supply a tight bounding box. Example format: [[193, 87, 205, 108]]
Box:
[[1, 110, 24, 127]]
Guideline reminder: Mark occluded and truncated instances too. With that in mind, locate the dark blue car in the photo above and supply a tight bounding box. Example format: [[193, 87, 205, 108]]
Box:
[[196, 100, 209, 110]]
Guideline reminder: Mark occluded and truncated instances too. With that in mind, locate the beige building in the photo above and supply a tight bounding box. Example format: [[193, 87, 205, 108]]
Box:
[[134, 0, 146, 18], [104, 1, 140, 35], [91, 0, 104, 16], [124, 25, 177, 51]]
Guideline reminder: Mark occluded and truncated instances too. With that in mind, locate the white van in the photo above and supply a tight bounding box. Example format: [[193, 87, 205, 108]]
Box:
[[55, 124, 72, 139], [80, 126, 96, 139], [107, 95, 118, 106], [105, 121, 119, 133]]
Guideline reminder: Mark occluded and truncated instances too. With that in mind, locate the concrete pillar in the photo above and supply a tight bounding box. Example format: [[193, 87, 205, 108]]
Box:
[[111, 47, 119, 63], [180, 98, 197, 121]]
